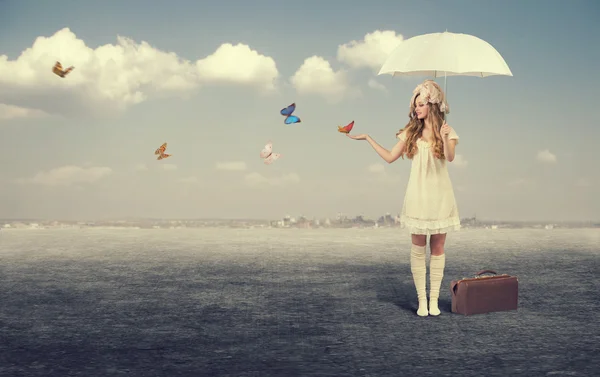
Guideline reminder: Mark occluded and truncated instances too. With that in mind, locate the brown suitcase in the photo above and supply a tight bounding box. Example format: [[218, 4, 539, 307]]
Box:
[[450, 270, 518, 315]]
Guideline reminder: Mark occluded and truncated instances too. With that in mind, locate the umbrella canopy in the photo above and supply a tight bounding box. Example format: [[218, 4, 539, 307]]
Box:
[[378, 31, 513, 78]]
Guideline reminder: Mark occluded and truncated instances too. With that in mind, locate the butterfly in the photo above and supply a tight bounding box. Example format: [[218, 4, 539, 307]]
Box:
[[52, 61, 74, 78], [280, 103, 301, 124], [337, 120, 355, 134], [154, 142, 171, 160], [260, 141, 281, 165]]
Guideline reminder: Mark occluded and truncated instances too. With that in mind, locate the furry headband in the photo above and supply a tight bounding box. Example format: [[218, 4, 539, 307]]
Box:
[[410, 80, 449, 114]]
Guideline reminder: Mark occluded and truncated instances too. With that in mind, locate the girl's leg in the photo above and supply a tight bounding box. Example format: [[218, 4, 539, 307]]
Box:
[[428, 233, 447, 316], [410, 234, 428, 316]]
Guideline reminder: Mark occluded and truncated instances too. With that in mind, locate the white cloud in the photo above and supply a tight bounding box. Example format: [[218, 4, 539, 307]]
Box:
[[0, 103, 51, 120], [0, 28, 279, 117], [196, 43, 278, 91], [17, 165, 112, 186], [160, 164, 177, 170], [215, 161, 247, 171], [337, 30, 404, 71], [290, 30, 405, 101], [244, 172, 300, 187], [367, 79, 387, 92], [365, 163, 401, 184], [452, 154, 468, 167], [134, 163, 148, 171], [536, 149, 557, 163], [290, 56, 359, 103], [368, 163, 385, 173]]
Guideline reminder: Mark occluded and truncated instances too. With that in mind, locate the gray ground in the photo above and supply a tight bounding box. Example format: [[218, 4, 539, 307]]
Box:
[[0, 228, 598, 377]]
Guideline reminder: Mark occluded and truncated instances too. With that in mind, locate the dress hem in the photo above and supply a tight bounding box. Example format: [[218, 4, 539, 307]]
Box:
[[400, 216, 461, 235]]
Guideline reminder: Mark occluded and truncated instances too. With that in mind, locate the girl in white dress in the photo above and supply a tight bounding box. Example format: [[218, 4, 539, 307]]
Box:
[[347, 80, 460, 317]]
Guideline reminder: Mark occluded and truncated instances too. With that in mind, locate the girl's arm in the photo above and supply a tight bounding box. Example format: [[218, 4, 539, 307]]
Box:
[[443, 139, 457, 162], [366, 136, 406, 164], [441, 123, 458, 162]]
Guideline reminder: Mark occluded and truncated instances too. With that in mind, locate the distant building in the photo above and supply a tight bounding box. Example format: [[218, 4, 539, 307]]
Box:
[[377, 213, 394, 226]]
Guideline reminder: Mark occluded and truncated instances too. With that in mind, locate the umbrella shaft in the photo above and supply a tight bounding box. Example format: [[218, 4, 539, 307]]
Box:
[[444, 73, 449, 123]]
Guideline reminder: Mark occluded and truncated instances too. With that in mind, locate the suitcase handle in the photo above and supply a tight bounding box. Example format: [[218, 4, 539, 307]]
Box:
[[452, 270, 502, 294], [475, 270, 497, 277]]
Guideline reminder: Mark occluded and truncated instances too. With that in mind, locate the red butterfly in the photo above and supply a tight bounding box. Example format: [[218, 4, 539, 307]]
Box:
[[337, 121, 355, 134]]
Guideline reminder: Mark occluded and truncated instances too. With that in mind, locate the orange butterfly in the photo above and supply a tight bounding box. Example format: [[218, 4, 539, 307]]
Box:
[[52, 61, 74, 78], [337, 120, 355, 134], [154, 142, 171, 160]]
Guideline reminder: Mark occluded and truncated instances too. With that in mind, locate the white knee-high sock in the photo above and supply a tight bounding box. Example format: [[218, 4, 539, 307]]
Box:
[[410, 244, 428, 316], [429, 254, 446, 316]]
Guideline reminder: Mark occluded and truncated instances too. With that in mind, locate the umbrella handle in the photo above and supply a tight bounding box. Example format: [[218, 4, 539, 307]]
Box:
[[444, 72, 449, 124]]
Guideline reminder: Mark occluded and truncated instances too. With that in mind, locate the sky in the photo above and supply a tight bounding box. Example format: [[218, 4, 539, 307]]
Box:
[[0, 0, 598, 222]]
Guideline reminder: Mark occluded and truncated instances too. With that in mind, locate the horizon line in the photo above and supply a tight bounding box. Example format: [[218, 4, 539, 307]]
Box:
[[1, 217, 598, 224]]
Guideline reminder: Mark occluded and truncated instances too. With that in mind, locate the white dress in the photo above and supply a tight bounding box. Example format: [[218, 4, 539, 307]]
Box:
[[397, 130, 461, 235]]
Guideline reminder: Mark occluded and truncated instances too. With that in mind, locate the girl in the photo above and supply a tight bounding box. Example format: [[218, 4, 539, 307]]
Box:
[[347, 80, 460, 317]]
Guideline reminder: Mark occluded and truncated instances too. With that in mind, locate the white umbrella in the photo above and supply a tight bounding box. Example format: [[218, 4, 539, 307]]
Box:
[[378, 31, 512, 115]]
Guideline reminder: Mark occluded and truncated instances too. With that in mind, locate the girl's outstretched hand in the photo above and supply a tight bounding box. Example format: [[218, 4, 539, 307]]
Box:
[[346, 133, 368, 140]]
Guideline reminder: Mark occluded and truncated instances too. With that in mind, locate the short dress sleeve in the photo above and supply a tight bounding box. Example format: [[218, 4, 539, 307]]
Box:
[[448, 128, 459, 145], [397, 130, 407, 142]]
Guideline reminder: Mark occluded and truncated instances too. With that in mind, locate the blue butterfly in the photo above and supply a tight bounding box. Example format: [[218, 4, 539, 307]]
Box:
[[280, 103, 301, 124]]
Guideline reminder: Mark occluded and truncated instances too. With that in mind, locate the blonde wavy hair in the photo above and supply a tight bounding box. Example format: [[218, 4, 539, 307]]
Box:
[[396, 93, 447, 160]]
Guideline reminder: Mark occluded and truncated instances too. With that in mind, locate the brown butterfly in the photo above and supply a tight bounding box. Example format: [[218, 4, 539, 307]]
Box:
[[154, 142, 171, 160], [52, 61, 74, 78]]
